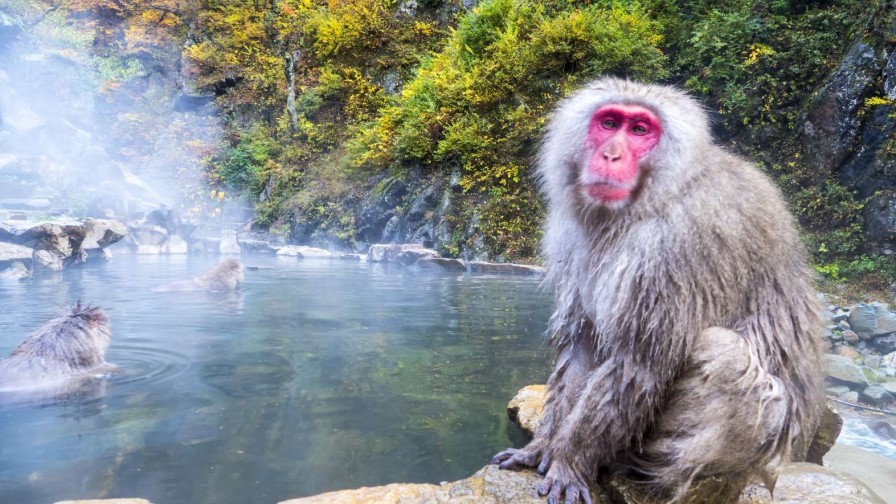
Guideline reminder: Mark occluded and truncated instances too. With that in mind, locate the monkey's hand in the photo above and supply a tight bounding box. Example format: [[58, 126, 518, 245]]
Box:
[[537, 461, 594, 504], [490, 445, 544, 471]]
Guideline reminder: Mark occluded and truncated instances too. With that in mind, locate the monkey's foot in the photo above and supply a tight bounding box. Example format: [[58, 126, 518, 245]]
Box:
[[538, 464, 594, 504], [490, 447, 540, 470]]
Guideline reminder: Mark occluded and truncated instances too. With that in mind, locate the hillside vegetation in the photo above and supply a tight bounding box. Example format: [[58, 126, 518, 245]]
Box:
[[3, 0, 894, 292]]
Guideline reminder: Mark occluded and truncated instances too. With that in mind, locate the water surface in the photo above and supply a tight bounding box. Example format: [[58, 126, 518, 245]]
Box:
[[0, 255, 553, 504]]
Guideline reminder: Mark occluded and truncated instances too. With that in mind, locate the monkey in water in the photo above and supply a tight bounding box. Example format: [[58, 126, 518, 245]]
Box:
[[491, 78, 824, 503], [154, 258, 244, 292], [0, 302, 114, 395]]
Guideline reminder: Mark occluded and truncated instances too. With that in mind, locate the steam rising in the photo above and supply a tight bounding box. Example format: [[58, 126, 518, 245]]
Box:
[[0, 5, 222, 224]]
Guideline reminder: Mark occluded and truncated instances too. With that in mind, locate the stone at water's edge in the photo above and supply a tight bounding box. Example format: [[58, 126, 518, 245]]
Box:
[[0, 241, 32, 263], [506, 384, 547, 437], [278, 464, 610, 504], [54, 500, 153, 504], [805, 403, 843, 464], [738, 463, 885, 504]]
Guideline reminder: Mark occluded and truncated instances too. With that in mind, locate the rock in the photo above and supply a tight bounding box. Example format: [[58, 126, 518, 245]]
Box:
[[860, 385, 895, 406], [368, 243, 426, 262], [278, 464, 609, 504], [135, 244, 161, 255], [802, 42, 882, 175], [468, 261, 545, 275], [871, 334, 896, 354], [0, 260, 29, 281], [32, 249, 63, 271], [276, 245, 332, 258], [880, 381, 896, 394], [833, 311, 851, 324], [54, 500, 153, 504], [864, 191, 896, 244], [275, 245, 304, 256], [804, 403, 843, 464], [849, 303, 896, 339], [219, 230, 241, 254], [824, 354, 870, 387], [395, 247, 439, 264], [864, 354, 882, 369], [81, 218, 127, 250], [827, 385, 851, 396], [416, 257, 467, 270], [507, 385, 547, 437], [0, 241, 32, 264], [129, 223, 168, 246], [161, 235, 189, 254], [238, 238, 277, 255], [843, 330, 860, 344], [737, 463, 884, 503], [604, 471, 745, 504], [832, 345, 862, 362], [294, 246, 333, 259], [882, 351, 896, 369], [871, 421, 896, 440], [839, 391, 860, 402]]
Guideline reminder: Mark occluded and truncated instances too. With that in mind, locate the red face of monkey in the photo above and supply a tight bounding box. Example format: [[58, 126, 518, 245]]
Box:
[[582, 104, 662, 206]]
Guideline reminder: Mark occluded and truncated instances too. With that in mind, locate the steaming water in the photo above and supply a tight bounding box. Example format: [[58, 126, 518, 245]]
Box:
[[0, 255, 552, 504], [2, 256, 895, 504]]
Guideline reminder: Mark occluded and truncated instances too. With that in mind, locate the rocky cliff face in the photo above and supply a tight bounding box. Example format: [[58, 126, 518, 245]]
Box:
[[801, 36, 896, 252]]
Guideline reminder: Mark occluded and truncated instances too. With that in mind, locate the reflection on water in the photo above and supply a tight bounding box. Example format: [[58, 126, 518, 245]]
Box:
[[0, 255, 552, 504]]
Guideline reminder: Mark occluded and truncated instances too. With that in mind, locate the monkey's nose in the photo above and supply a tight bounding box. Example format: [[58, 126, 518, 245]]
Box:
[[603, 150, 621, 162]]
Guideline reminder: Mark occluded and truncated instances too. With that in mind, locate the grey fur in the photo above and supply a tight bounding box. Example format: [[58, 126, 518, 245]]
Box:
[[492, 78, 824, 502], [0, 301, 113, 392], [154, 258, 244, 292]]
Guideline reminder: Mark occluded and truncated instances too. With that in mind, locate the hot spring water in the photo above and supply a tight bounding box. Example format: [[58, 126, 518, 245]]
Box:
[[0, 255, 892, 504], [0, 255, 552, 503]]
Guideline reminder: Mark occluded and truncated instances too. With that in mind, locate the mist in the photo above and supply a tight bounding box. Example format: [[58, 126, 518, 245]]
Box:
[[0, 2, 225, 229]]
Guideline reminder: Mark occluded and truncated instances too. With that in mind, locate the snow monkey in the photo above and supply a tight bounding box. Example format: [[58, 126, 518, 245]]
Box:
[[154, 258, 244, 292], [491, 78, 824, 503], [0, 302, 114, 393]]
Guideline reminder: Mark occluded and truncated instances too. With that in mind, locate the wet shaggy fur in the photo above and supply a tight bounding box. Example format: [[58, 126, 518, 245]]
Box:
[[155, 258, 244, 292], [0, 302, 112, 391], [492, 78, 824, 502]]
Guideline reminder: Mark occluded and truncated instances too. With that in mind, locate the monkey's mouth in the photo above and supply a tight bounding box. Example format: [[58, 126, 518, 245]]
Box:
[[585, 183, 632, 202]]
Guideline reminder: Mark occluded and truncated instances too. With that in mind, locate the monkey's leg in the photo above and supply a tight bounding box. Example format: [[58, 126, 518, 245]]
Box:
[[638, 327, 789, 496], [492, 345, 588, 474], [535, 353, 671, 504]]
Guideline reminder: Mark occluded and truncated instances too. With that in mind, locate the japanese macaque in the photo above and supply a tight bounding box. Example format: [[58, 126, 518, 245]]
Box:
[[0, 302, 114, 395], [491, 78, 824, 503], [154, 258, 244, 292]]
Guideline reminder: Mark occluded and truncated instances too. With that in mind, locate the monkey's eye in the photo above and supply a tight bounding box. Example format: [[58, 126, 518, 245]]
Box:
[[601, 119, 617, 129], [630, 124, 649, 135]]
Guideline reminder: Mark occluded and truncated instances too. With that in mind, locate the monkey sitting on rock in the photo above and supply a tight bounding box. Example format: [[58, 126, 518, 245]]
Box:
[[491, 78, 824, 503], [154, 258, 244, 293], [0, 302, 115, 398]]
